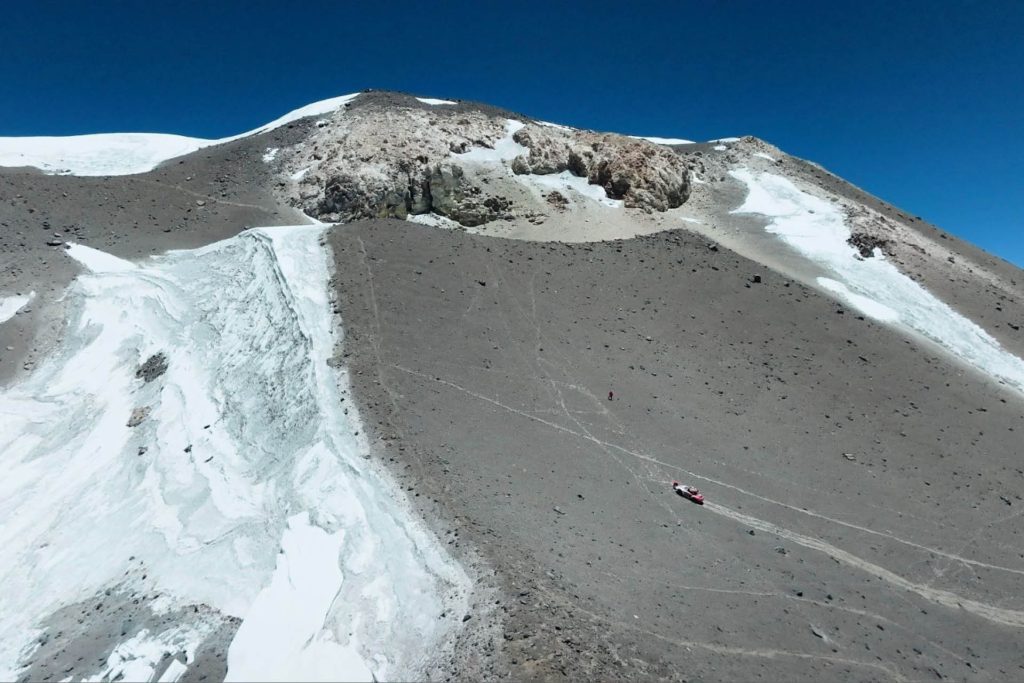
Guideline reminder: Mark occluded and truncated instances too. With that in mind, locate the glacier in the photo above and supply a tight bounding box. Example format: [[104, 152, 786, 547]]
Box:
[[0, 225, 468, 681]]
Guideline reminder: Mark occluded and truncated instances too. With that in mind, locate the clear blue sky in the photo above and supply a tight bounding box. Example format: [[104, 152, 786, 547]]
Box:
[[3, 0, 1022, 266]]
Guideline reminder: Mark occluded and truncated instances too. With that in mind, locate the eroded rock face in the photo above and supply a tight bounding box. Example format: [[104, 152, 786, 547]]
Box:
[[278, 104, 689, 226], [510, 125, 691, 211], [316, 162, 513, 226], [293, 107, 517, 224]]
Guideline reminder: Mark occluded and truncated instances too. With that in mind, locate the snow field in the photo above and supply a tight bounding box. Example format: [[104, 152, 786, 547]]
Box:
[[730, 168, 1024, 393], [0, 93, 360, 176], [0, 226, 469, 680]]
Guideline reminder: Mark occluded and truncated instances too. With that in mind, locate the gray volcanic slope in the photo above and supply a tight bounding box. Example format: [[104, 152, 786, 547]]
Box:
[[0, 121, 312, 383], [329, 219, 1024, 682], [3, 91, 1024, 682]]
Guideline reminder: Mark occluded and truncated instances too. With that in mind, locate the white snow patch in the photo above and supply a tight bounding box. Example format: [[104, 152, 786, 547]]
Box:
[[537, 120, 572, 131], [262, 148, 279, 163], [226, 512, 372, 682], [817, 278, 900, 322], [713, 145, 727, 151], [730, 168, 1024, 393], [630, 135, 695, 145], [0, 293, 33, 324], [453, 120, 621, 208], [710, 137, 741, 143], [0, 93, 359, 176], [0, 226, 469, 680], [457, 119, 527, 166], [679, 216, 704, 225], [407, 213, 466, 230], [238, 93, 359, 138], [65, 242, 137, 273], [87, 626, 208, 683], [520, 170, 622, 208], [415, 97, 456, 106], [753, 152, 776, 162], [290, 167, 310, 181]]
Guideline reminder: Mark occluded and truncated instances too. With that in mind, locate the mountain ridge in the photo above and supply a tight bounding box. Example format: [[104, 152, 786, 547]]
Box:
[[1, 89, 1022, 682]]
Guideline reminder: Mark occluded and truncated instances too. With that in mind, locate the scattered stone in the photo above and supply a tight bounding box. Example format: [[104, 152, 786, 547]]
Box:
[[136, 352, 169, 382], [545, 191, 569, 211], [847, 232, 890, 258], [126, 406, 151, 428]]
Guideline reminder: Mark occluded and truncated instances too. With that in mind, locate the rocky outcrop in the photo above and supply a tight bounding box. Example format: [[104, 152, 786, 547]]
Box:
[[136, 352, 168, 382], [509, 125, 690, 211], [281, 104, 689, 226], [847, 231, 891, 258], [317, 162, 513, 226], [294, 107, 520, 225]]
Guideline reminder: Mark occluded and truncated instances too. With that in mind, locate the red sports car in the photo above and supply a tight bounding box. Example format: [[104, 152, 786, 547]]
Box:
[[672, 480, 704, 505]]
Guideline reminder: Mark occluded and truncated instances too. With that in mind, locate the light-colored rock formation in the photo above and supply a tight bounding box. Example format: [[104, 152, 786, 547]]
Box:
[[272, 102, 690, 226], [510, 124, 690, 211]]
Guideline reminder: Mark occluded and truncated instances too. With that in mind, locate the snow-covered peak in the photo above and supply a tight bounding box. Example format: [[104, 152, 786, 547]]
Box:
[[0, 93, 360, 177], [232, 93, 360, 140]]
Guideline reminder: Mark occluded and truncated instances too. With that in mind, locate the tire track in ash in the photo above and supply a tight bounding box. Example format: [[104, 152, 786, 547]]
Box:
[[391, 364, 1024, 629], [702, 501, 1024, 629]]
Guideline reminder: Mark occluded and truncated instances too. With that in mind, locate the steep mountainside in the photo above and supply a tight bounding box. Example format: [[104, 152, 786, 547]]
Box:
[[1, 90, 1022, 682]]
